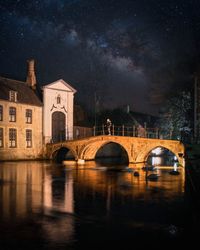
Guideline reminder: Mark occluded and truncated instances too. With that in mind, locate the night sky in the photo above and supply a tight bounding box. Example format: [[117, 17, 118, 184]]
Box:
[[1, 0, 200, 115]]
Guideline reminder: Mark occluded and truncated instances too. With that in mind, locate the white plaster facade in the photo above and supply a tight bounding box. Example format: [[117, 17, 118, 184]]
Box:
[[43, 79, 76, 144]]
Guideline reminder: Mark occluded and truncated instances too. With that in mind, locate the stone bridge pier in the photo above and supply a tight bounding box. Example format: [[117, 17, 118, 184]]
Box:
[[46, 135, 185, 167]]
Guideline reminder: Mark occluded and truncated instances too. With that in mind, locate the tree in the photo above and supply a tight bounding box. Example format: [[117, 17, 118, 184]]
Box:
[[159, 91, 192, 141]]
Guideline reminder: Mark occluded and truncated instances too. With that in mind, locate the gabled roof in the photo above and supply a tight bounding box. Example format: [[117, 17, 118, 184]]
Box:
[[43, 79, 77, 93], [0, 77, 42, 106], [130, 111, 159, 127]]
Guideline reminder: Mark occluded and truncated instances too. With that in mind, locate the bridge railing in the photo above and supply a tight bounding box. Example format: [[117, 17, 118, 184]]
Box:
[[90, 125, 172, 139], [47, 126, 177, 144], [73, 125, 174, 140]]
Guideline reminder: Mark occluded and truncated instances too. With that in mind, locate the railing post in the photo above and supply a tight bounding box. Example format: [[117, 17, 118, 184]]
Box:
[[133, 125, 135, 137], [122, 125, 124, 136], [144, 122, 147, 138], [112, 124, 114, 135], [93, 126, 96, 136], [84, 127, 86, 137], [102, 124, 105, 135], [170, 130, 172, 139], [156, 128, 159, 139]]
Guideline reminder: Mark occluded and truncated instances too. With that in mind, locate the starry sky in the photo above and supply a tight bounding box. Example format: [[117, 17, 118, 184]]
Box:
[[1, 0, 200, 115]]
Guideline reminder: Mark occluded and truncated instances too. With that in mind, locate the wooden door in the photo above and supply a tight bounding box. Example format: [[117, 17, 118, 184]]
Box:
[[52, 111, 66, 142]]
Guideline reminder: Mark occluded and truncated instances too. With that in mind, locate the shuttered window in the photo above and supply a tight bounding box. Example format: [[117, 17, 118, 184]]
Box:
[[26, 109, 32, 123], [26, 129, 32, 148], [0, 128, 3, 147], [9, 128, 17, 147], [9, 107, 16, 122]]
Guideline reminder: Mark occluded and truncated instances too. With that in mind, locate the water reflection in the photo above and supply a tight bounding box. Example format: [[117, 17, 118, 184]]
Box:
[[43, 169, 74, 245], [0, 161, 75, 247], [0, 160, 189, 249], [0, 160, 185, 216]]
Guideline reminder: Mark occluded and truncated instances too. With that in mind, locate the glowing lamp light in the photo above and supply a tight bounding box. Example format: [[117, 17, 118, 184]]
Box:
[[173, 162, 178, 171]]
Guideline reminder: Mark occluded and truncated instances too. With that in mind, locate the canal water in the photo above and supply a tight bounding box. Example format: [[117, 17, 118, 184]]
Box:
[[0, 159, 199, 249]]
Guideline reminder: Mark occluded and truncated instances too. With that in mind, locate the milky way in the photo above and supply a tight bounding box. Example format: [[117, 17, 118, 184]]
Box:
[[1, 0, 200, 115]]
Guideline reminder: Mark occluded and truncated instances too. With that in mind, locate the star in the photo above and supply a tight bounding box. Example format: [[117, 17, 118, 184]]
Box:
[[0, 0, 200, 115]]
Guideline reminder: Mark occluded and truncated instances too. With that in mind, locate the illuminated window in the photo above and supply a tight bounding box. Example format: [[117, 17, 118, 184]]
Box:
[[26, 129, 32, 148], [9, 128, 17, 147], [9, 91, 17, 102], [57, 95, 61, 104], [0, 128, 3, 147], [26, 109, 32, 123], [9, 107, 16, 122], [0, 105, 3, 121]]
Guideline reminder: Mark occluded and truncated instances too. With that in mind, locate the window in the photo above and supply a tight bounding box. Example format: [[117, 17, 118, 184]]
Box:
[[9, 91, 17, 102], [26, 129, 32, 148], [0, 128, 3, 147], [9, 128, 17, 147], [26, 109, 32, 123], [9, 107, 16, 122], [57, 95, 61, 104], [0, 105, 3, 121]]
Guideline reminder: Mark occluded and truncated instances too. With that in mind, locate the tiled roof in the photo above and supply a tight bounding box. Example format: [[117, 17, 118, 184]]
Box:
[[0, 77, 42, 106]]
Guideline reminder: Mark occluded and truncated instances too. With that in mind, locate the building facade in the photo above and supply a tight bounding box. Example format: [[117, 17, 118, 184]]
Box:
[[0, 77, 43, 160], [0, 60, 76, 160], [43, 79, 76, 144]]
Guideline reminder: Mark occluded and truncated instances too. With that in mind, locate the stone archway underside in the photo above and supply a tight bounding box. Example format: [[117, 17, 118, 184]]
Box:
[[46, 135, 185, 166]]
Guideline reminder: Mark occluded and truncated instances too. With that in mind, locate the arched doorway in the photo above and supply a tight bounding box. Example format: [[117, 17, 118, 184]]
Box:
[[52, 111, 66, 142]]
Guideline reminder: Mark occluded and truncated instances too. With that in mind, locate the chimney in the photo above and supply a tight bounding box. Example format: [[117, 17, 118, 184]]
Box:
[[26, 59, 36, 90]]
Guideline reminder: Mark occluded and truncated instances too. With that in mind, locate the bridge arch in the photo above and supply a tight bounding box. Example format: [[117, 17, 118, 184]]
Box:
[[135, 144, 185, 166], [80, 140, 130, 163], [52, 146, 77, 163]]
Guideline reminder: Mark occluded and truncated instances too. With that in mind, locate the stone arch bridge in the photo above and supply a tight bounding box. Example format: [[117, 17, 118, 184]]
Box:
[[46, 135, 185, 166]]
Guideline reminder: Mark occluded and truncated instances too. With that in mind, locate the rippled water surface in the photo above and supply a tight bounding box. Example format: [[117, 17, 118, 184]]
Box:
[[0, 160, 199, 249]]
